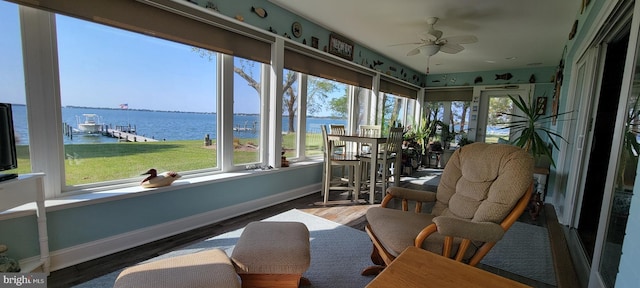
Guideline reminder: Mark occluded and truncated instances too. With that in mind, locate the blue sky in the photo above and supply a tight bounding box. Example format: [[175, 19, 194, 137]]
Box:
[[0, 1, 25, 106], [0, 1, 261, 114]]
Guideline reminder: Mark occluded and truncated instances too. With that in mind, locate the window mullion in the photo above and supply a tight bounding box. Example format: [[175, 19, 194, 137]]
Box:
[[297, 73, 307, 159], [268, 38, 284, 167], [19, 6, 64, 198], [220, 54, 235, 172], [371, 73, 381, 126]]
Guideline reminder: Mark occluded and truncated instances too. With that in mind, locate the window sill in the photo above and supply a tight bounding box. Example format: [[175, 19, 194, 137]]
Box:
[[1, 159, 322, 218]]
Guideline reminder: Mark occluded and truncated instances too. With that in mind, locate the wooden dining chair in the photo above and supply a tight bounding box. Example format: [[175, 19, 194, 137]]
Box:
[[358, 125, 381, 154], [321, 125, 362, 204], [359, 125, 381, 138], [357, 125, 381, 184], [359, 127, 404, 199], [329, 124, 347, 153]]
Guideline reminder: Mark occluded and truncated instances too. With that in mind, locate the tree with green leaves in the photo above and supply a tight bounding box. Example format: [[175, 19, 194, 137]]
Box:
[[488, 97, 513, 126], [307, 76, 339, 118], [379, 94, 403, 132], [452, 101, 470, 133], [192, 48, 337, 133], [328, 88, 348, 118]]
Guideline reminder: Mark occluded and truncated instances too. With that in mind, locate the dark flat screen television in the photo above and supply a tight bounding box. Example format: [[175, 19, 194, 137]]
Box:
[[0, 103, 18, 182]]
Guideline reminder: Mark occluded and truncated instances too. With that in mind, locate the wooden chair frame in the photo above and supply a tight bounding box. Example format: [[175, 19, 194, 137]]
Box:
[[321, 125, 362, 204], [362, 183, 534, 275]]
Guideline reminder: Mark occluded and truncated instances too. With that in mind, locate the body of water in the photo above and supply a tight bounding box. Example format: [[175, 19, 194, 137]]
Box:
[[10, 105, 346, 145]]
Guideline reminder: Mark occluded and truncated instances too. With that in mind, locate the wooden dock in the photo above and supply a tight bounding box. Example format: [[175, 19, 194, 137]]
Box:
[[105, 129, 158, 142]]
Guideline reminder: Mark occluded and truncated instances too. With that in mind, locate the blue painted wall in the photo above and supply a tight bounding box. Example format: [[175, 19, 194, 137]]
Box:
[[426, 66, 556, 88], [0, 164, 322, 262]]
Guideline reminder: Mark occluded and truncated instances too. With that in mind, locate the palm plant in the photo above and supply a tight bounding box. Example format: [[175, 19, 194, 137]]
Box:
[[502, 95, 570, 167], [408, 116, 434, 153]]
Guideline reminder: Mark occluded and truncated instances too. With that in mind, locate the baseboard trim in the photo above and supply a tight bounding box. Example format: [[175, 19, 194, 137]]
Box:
[[47, 183, 320, 271]]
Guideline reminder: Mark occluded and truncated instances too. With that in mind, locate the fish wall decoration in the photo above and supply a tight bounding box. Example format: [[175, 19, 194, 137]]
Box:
[[495, 73, 513, 80], [251, 6, 268, 18]]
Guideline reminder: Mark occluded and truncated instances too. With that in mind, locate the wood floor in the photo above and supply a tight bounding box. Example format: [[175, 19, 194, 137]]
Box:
[[47, 182, 578, 288]]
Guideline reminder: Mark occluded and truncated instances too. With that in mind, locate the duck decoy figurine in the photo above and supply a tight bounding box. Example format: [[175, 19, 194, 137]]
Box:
[[140, 168, 181, 188]]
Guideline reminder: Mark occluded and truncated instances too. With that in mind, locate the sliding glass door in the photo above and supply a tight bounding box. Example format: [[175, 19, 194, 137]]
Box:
[[562, 2, 639, 286]]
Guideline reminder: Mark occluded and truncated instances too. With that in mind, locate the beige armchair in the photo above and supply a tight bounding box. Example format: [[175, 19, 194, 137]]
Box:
[[362, 142, 534, 275]]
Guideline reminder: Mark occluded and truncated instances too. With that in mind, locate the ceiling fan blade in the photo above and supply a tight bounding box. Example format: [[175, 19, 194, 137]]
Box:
[[406, 47, 422, 56], [440, 35, 478, 44], [439, 43, 465, 54], [389, 41, 423, 47]]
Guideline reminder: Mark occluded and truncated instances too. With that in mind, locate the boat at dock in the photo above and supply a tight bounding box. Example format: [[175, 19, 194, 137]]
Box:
[[76, 114, 104, 134]]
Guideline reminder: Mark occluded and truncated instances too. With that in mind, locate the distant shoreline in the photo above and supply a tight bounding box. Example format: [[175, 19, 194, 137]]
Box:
[[57, 105, 340, 119], [7, 103, 342, 119]]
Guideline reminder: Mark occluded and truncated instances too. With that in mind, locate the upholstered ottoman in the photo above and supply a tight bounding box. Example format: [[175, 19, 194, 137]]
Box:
[[231, 221, 311, 288], [113, 248, 240, 288]]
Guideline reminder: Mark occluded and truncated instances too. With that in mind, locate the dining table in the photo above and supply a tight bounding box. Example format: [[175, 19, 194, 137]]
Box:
[[326, 133, 401, 204]]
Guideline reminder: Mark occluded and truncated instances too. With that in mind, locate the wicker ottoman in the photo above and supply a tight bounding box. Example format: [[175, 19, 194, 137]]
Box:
[[113, 248, 240, 288], [231, 221, 311, 288]]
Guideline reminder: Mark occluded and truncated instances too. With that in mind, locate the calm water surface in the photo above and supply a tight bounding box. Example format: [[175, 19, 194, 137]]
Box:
[[10, 105, 346, 145]]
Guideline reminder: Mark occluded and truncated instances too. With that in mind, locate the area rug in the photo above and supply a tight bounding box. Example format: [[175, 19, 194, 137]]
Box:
[[481, 221, 556, 286], [72, 209, 375, 288], [399, 168, 442, 191], [72, 209, 555, 287]]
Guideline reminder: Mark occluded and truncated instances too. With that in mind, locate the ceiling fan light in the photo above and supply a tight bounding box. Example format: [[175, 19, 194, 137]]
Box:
[[419, 44, 440, 56]]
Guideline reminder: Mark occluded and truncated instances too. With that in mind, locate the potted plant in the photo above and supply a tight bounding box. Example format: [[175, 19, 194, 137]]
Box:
[[503, 94, 571, 167], [439, 123, 456, 149], [458, 132, 474, 147], [405, 116, 436, 166], [617, 95, 640, 189]]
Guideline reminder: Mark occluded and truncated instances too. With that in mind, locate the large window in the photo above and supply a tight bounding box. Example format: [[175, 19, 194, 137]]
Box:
[[380, 93, 407, 133], [485, 96, 514, 144], [353, 86, 374, 129], [232, 57, 263, 165], [422, 100, 471, 148], [438, 100, 471, 148], [279, 71, 357, 159], [0, 1, 30, 175], [379, 92, 417, 137], [56, 14, 218, 186], [424, 88, 473, 147], [305, 76, 346, 156], [282, 69, 300, 159], [8, 0, 422, 194]]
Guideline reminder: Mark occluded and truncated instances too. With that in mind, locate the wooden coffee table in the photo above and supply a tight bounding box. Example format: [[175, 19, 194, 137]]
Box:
[[366, 246, 531, 288]]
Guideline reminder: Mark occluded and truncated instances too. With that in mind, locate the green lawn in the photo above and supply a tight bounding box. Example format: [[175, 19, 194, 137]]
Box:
[[485, 134, 509, 144], [10, 133, 325, 186], [63, 140, 217, 185]]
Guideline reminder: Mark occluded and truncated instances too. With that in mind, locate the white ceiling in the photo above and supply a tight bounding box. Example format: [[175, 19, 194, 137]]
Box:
[[269, 0, 581, 75]]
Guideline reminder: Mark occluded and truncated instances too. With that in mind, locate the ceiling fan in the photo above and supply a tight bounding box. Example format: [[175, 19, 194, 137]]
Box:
[[402, 17, 478, 57]]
